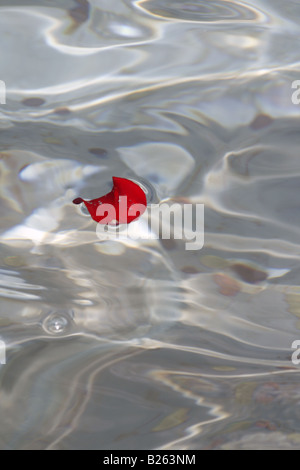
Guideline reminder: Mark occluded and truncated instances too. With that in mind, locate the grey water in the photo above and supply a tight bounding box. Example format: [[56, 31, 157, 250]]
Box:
[[0, 0, 300, 450]]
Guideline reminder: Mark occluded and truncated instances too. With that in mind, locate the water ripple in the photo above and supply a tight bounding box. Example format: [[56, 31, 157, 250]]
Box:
[[0, 0, 300, 451], [136, 0, 266, 24]]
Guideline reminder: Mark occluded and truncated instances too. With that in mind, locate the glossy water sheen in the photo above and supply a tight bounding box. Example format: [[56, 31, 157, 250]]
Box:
[[0, 0, 300, 450]]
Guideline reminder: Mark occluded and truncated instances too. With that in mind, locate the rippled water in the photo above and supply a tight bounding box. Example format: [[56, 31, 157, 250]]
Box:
[[1, 0, 300, 450]]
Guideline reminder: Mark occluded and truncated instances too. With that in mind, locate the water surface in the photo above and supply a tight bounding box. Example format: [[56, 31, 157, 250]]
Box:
[[0, 0, 300, 450]]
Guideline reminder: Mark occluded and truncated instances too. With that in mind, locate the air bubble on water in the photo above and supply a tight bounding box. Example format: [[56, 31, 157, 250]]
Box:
[[43, 312, 71, 335], [79, 203, 90, 216]]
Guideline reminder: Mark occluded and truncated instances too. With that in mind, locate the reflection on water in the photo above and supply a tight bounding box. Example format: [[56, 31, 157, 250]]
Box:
[[0, 0, 300, 450]]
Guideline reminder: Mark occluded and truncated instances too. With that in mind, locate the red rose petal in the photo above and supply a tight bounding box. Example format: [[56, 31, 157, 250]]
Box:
[[73, 177, 147, 224]]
